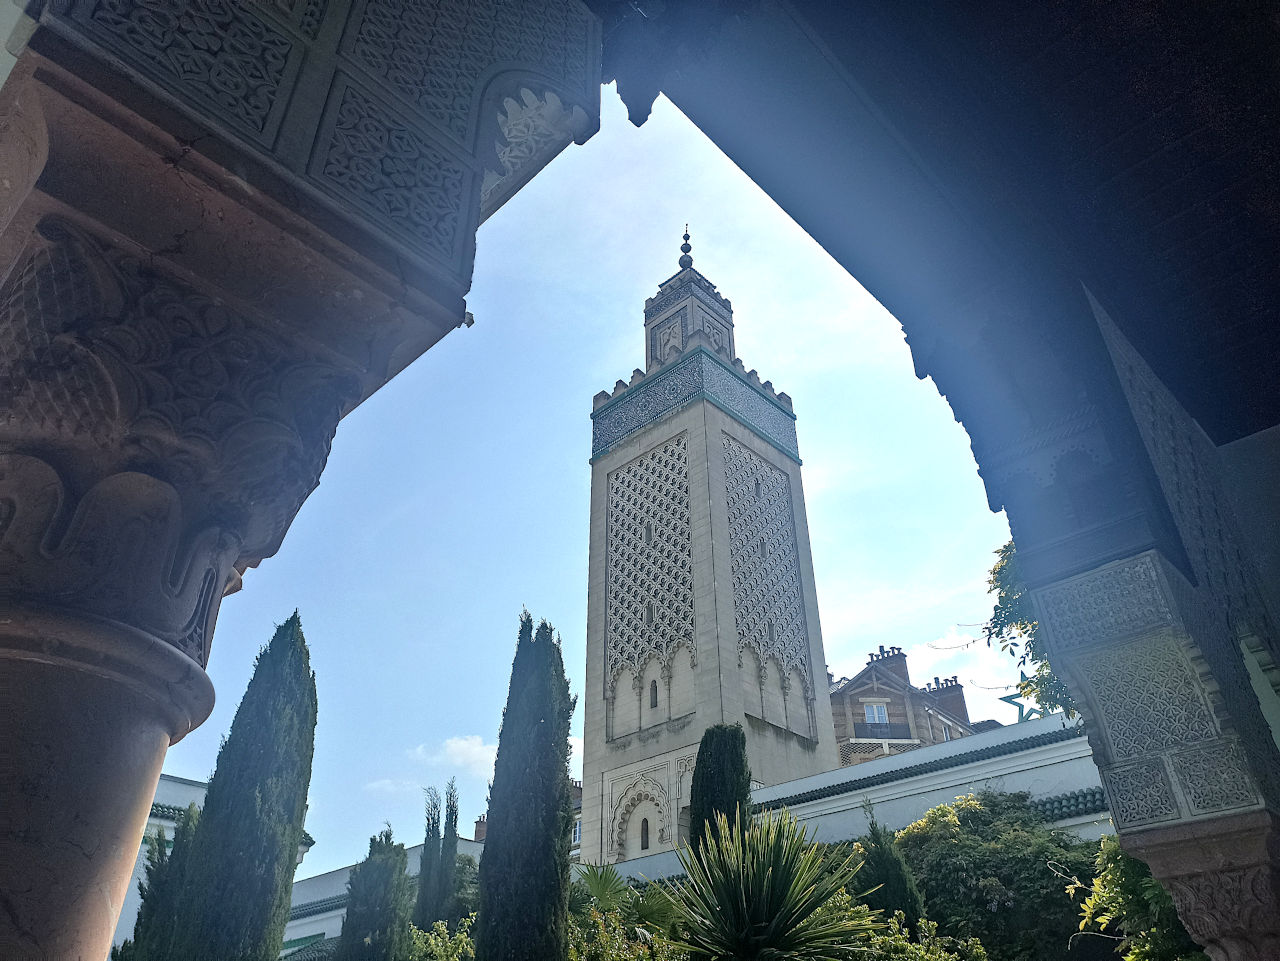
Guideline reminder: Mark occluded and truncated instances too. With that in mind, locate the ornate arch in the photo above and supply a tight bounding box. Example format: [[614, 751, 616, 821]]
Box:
[[611, 774, 671, 860]]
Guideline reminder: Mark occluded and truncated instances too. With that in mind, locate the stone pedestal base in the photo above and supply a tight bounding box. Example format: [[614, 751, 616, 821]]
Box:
[[0, 609, 213, 961], [1124, 810, 1280, 961]]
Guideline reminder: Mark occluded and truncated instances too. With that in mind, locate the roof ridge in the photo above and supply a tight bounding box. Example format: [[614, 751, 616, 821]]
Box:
[[757, 724, 1086, 810]]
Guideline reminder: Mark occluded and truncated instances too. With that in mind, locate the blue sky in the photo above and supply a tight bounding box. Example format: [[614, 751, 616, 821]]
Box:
[[163, 87, 1017, 878]]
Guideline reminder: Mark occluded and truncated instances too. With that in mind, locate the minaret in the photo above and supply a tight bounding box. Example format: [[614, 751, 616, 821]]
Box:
[[580, 233, 838, 865]]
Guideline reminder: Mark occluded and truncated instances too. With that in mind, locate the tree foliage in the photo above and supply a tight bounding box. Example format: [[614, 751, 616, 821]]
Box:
[[411, 914, 477, 961], [687, 724, 752, 851], [111, 804, 200, 961], [816, 894, 989, 961], [896, 792, 1107, 961], [415, 787, 444, 929], [1067, 836, 1207, 961], [452, 854, 480, 920], [439, 779, 461, 924], [984, 540, 1076, 716], [666, 808, 874, 961], [856, 805, 926, 934], [168, 612, 318, 961], [569, 908, 688, 961], [475, 612, 576, 961], [334, 827, 414, 961]]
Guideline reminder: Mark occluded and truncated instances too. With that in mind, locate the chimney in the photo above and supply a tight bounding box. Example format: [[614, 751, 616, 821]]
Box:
[[926, 675, 970, 725], [474, 814, 487, 842], [867, 645, 910, 685]]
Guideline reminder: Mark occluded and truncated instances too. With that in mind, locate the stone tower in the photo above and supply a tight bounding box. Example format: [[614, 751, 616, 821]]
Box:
[[580, 235, 838, 865]]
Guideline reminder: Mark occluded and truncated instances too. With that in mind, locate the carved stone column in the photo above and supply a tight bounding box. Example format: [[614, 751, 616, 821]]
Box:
[[1019, 297, 1280, 960], [0, 212, 359, 959], [0, 0, 601, 953], [1032, 554, 1280, 960]]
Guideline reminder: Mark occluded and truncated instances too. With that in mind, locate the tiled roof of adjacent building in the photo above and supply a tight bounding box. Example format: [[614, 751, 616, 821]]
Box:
[[1030, 786, 1108, 821], [289, 894, 347, 921], [282, 935, 340, 959], [150, 802, 189, 822], [757, 724, 1087, 810]]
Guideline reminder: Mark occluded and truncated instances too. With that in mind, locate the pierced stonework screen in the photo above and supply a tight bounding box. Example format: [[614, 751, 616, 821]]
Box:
[[723, 434, 811, 694], [605, 433, 695, 697]]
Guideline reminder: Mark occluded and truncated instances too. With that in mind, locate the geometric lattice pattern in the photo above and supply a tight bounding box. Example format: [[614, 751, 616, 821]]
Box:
[[1172, 742, 1259, 814], [723, 434, 810, 692], [605, 434, 694, 694], [1103, 758, 1179, 828], [1079, 635, 1217, 759]]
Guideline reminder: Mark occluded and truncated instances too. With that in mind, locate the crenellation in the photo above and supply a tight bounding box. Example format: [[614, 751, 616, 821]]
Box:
[[593, 390, 612, 409]]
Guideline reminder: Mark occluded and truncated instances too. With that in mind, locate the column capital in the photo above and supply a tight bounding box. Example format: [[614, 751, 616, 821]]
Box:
[[0, 216, 359, 672]]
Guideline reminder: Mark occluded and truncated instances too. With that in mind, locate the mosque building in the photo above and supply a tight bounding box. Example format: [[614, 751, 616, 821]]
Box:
[[119, 241, 1111, 954]]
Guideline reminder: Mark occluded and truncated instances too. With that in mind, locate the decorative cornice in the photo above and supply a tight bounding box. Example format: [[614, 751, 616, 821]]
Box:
[[591, 347, 799, 462], [644, 268, 733, 321], [755, 724, 1087, 810]]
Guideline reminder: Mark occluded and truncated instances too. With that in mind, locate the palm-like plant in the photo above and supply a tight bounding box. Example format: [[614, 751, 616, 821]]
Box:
[[665, 808, 875, 960], [578, 863, 634, 913]]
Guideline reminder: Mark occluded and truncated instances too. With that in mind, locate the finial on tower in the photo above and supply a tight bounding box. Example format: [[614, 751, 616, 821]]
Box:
[[678, 226, 693, 269]]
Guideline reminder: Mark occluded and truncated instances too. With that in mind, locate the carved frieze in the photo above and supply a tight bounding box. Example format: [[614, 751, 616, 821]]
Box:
[[592, 349, 798, 461], [1164, 865, 1280, 958], [41, 0, 601, 280], [1034, 554, 1174, 652], [314, 78, 470, 265], [1077, 634, 1217, 759], [1171, 742, 1261, 814], [1103, 759, 1179, 828]]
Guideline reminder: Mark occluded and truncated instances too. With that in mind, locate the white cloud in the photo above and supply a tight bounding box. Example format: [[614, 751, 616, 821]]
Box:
[[407, 733, 582, 783], [407, 735, 499, 781]]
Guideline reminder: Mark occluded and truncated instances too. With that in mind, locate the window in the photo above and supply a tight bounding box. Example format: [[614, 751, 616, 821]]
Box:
[[644, 521, 653, 545], [758, 536, 767, 559], [645, 601, 655, 626], [943, 725, 952, 741], [864, 703, 888, 725], [767, 620, 776, 645], [649, 679, 658, 709], [640, 818, 650, 851], [754, 478, 763, 499], [572, 819, 582, 844]]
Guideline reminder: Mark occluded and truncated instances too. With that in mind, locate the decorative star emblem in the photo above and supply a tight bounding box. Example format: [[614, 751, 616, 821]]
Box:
[[999, 672, 1044, 723]]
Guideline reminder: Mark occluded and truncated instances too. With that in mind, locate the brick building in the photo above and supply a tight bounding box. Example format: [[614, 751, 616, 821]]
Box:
[[829, 646, 982, 767]]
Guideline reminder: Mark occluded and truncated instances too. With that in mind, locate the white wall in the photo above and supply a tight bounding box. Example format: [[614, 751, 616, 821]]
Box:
[[611, 714, 1110, 879]]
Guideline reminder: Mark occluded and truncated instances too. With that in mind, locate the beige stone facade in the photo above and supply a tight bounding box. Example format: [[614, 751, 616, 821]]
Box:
[[581, 249, 838, 865]]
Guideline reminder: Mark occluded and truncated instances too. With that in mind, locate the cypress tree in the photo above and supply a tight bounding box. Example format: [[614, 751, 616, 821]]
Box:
[[475, 612, 575, 961], [117, 802, 199, 960], [688, 723, 752, 851], [111, 824, 167, 961], [439, 778, 460, 924], [412, 786, 442, 929], [167, 612, 318, 961], [856, 806, 925, 932], [334, 827, 413, 961]]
